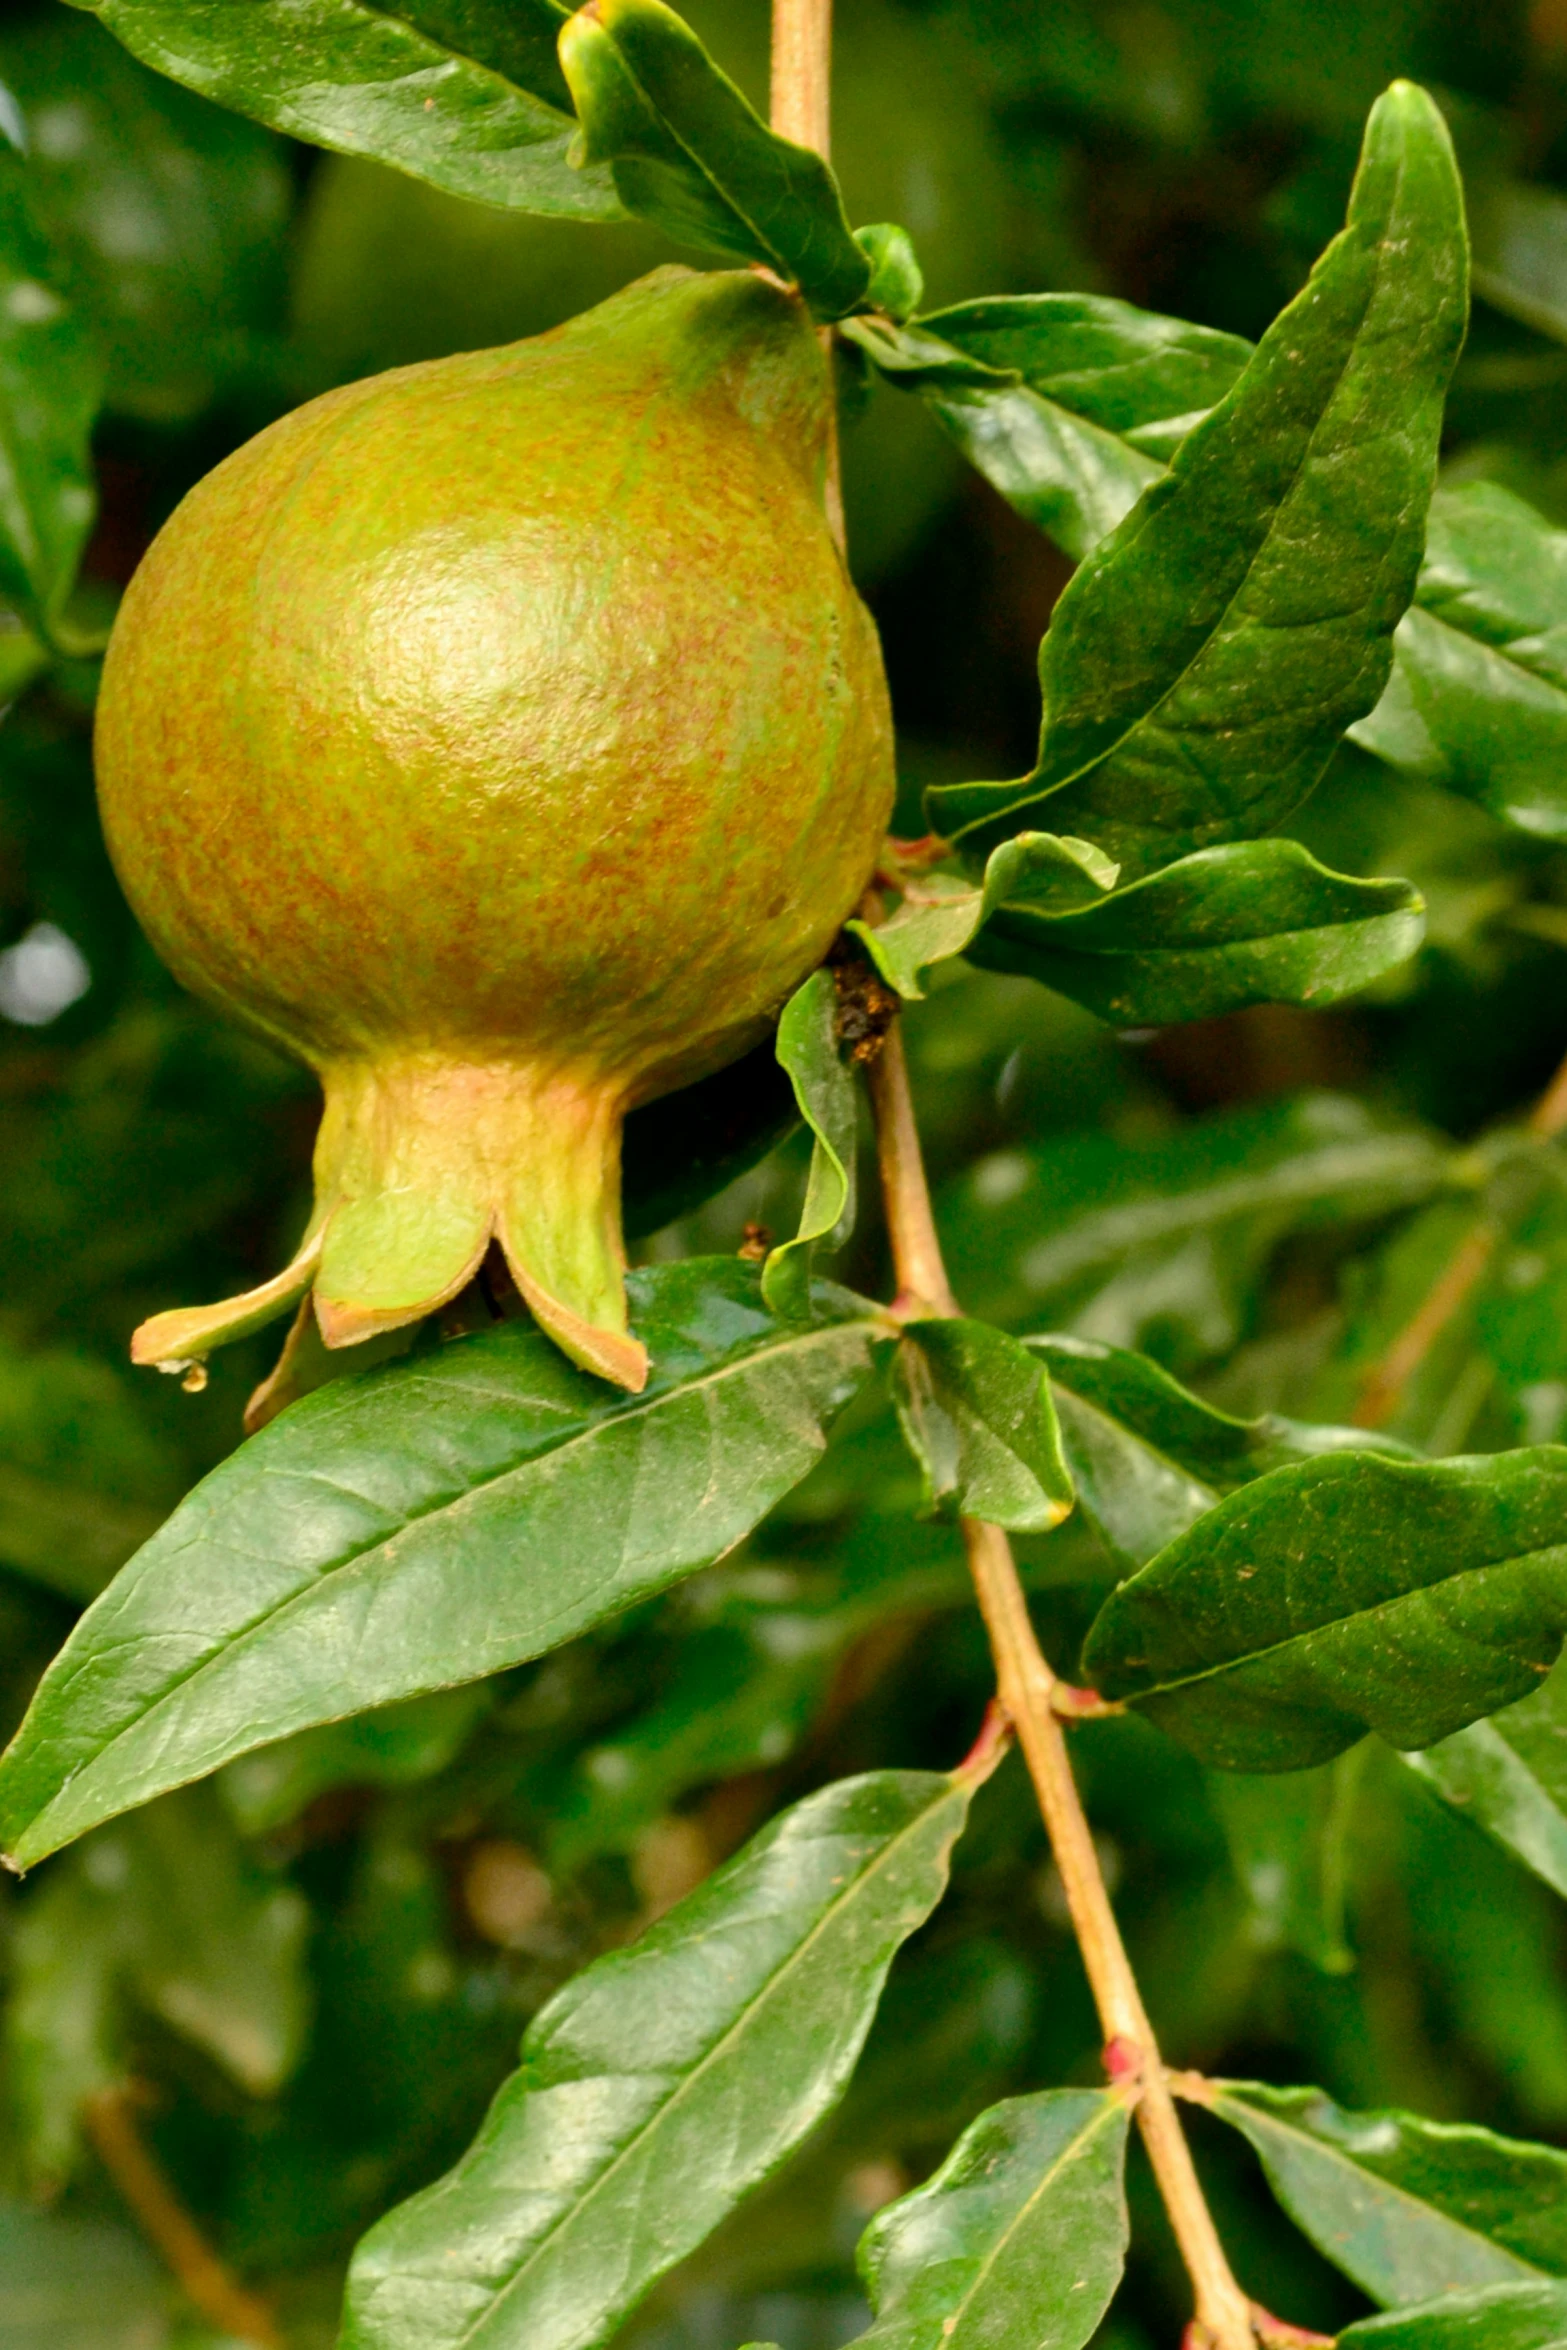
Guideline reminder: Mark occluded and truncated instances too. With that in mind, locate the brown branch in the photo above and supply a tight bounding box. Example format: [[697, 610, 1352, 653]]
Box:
[[769, 0, 844, 548], [84, 2086, 277, 2346], [865, 1023, 1256, 2350], [1353, 1037, 1567, 1430]]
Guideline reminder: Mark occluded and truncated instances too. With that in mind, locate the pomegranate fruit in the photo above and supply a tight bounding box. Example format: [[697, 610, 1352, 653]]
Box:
[[97, 266, 895, 1392]]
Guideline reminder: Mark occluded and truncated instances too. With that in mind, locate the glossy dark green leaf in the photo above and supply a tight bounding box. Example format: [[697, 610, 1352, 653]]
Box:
[[844, 293, 1250, 562], [559, 0, 869, 316], [1202, 2079, 1567, 2303], [0, 2204, 168, 2350], [968, 839, 1425, 1026], [0, 138, 98, 636], [68, 0, 620, 220], [0, 9, 291, 425], [340, 1766, 978, 2350], [929, 83, 1468, 873], [941, 1091, 1454, 1341], [1082, 1447, 1567, 1769], [763, 973, 858, 1318], [1031, 1332, 1413, 1573], [846, 2088, 1131, 2350], [0, 1261, 885, 1868], [1406, 1656, 1567, 1904], [893, 1317, 1074, 1532], [1352, 485, 1567, 841], [1341, 2282, 1567, 2347], [848, 834, 1118, 1002]]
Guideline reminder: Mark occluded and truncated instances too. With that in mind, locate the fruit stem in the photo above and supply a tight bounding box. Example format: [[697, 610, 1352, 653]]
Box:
[[769, 0, 845, 547], [863, 1020, 1257, 2350]]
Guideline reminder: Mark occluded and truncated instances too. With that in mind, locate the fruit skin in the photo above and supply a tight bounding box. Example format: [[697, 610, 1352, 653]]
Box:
[[96, 266, 895, 1390]]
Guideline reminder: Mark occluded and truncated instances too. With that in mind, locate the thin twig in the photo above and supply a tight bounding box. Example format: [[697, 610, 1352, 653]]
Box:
[[1353, 1038, 1567, 1430], [769, 0, 844, 547], [865, 1024, 1256, 2350], [84, 2086, 278, 2344]]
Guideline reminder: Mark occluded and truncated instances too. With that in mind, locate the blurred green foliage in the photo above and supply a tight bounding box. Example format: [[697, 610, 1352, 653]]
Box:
[[2, 0, 1567, 2343]]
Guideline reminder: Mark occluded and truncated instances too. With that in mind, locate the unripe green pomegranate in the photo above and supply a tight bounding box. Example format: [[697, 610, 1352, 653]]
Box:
[[97, 267, 895, 1392]]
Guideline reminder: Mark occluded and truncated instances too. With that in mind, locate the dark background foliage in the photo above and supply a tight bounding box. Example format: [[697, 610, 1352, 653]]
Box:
[[4, 0, 1567, 2343]]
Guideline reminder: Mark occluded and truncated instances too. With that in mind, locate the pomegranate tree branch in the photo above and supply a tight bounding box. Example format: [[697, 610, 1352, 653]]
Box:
[[84, 2085, 277, 2345], [1354, 1037, 1567, 1430], [863, 1027, 1256, 2350], [769, 0, 844, 546]]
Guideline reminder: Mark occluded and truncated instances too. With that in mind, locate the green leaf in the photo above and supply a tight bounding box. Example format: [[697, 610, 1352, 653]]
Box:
[[855, 223, 923, 322], [967, 838, 1426, 1026], [0, 1261, 884, 1869], [1405, 1656, 1567, 1904], [846, 2088, 1131, 2350], [1352, 484, 1567, 841], [0, 2203, 169, 2350], [844, 292, 1250, 563], [0, 136, 99, 637], [340, 1766, 978, 2350], [848, 834, 1118, 1002], [1470, 179, 1567, 345], [894, 1317, 1074, 1532], [1081, 1446, 1567, 1770], [1201, 2079, 1567, 2304], [1033, 1331, 1412, 1574], [940, 1090, 1455, 1344], [763, 973, 858, 1318], [928, 82, 1468, 874], [66, 0, 621, 221], [558, 0, 869, 317], [1341, 2282, 1567, 2347]]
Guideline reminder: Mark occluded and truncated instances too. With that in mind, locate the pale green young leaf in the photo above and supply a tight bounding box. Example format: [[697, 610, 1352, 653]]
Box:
[[1081, 1447, 1567, 1770], [340, 1767, 978, 2350], [1202, 2080, 1567, 2304], [1341, 2282, 1567, 2347], [846, 2089, 1132, 2350], [894, 1317, 1074, 1533], [0, 1261, 883, 1869], [848, 835, 1117, 1003], [558, 0, 869, 317], [1352, 484, 1567, 840], [763, 973, 858, 1318], [65, 0, 619, 220], [929, 83, 1468, 872], [968, 838, 1425, 1026]]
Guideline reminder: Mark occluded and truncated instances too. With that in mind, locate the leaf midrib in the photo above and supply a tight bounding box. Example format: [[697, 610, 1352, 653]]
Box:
[[907, 2097, 1127, 2345], [451, 1782, 959, 2348], [14, 1314, 880, 1846]]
